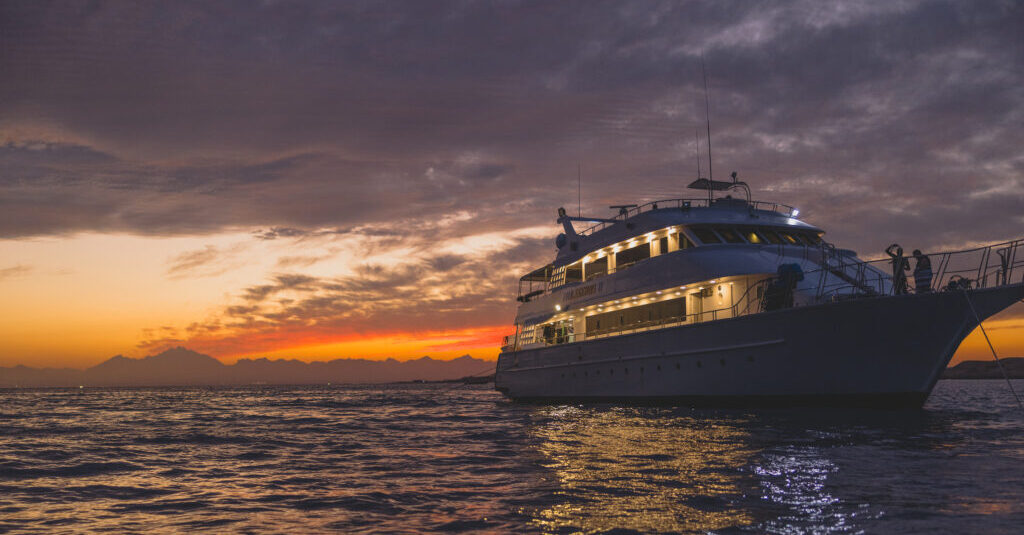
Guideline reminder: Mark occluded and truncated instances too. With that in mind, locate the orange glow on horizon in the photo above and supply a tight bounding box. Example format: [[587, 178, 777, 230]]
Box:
[[139, 325, 508, 365]]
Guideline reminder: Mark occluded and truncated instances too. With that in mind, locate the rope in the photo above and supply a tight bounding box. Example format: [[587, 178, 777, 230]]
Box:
[[963, 290, 1023, 410], [432, 363, 497, 395]]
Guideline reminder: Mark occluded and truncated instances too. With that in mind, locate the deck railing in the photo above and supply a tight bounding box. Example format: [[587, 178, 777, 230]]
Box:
[[808, 238, 1024, 300], [576, 197, 798, 236]]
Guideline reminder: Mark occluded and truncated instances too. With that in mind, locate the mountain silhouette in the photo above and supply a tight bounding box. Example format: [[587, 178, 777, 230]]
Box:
[[85, 348, 227, 385], [0, 347, 495, 387], [942, 357, 1024, 379]]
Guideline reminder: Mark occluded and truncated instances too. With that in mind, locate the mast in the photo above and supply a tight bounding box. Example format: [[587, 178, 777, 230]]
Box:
[[701, 55, 714, 205]]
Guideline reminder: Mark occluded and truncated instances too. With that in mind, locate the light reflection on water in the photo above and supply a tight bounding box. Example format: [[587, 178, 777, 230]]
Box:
[[526, 406, 872, 534], [530, 407, 760, 533], [1, 381, 1023, 533]]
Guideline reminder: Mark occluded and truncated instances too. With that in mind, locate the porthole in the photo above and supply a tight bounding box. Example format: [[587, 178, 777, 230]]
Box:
[[656, 365, 661, 371], [720, 359, 726, 367], [696, 361, 702, 368], [640, 367, 644, 373], [747, 355, 754, 363], [675, 363, 680, 370], [610, 369, 614, 375], [624, 368, 629, 374]]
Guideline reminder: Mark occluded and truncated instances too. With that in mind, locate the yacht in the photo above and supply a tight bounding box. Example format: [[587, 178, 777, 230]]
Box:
[[494, 176, 1024, 407]]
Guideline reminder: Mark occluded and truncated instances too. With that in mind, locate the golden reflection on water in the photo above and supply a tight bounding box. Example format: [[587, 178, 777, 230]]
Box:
[[528, 406, 763, 534]]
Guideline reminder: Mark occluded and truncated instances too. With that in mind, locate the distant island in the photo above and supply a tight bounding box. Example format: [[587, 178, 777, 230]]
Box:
[[0, 347, 496, 387], [2, 347, 1019, 387], [941, 357, 1024, 380]]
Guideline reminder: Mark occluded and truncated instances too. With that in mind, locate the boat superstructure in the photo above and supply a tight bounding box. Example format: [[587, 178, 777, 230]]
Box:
[[495, 179, 1024, 407]]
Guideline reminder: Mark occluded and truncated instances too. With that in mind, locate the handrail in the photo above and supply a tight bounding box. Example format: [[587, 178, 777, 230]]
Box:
[[576, 197, 799, 236]]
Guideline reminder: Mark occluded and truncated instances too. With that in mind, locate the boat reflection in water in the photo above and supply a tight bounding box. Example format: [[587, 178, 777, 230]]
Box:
[[525, 405, 857, 534]]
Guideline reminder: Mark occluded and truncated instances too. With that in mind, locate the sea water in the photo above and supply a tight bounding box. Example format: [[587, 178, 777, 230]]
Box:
[[1, 380, 1022, 533]]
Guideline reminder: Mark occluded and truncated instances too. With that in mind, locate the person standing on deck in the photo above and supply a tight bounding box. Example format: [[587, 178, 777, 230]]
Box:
[[886, 244, 910, 294], [913, 249, 933, 293]]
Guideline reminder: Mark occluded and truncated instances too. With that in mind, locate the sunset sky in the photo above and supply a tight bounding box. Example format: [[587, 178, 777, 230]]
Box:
[[2, 0, 1022, 369]]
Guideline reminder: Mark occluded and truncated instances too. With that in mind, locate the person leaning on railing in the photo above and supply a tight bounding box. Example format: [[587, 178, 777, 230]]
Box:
[[886, 244, 911, 294], [912, 249, 932, 293]]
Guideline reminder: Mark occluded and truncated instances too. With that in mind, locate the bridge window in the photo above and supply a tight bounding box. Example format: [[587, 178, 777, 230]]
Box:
[[740, 227, 765, 244], [758, 228, 784, 244], [777, 231, 800, 245], [802, 232, 823, 245], [715, 227, 745, 244], [691, 227, 721, 244]]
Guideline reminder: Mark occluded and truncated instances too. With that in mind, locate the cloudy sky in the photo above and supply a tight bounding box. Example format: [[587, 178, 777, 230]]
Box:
[[2, 0, 1022, 368]]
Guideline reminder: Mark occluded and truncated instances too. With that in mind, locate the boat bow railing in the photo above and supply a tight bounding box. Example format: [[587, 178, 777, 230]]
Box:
[[809, 238, 1024, 300]]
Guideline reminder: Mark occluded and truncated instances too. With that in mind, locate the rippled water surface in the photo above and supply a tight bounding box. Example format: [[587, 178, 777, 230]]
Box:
[[2, 380, 1023, 533]]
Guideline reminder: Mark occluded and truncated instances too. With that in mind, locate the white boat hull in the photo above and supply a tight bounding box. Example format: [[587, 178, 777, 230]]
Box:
[[494, 284, 1024, 407]]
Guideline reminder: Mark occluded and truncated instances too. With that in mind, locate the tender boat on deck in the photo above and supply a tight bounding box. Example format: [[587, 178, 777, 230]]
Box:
[[494, 177, 1024, 407]]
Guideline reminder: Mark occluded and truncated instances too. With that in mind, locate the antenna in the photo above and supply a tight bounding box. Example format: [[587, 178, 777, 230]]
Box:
[[577, 162, 582, 218], [701, 53, 713, 205], [694, 128, 702, 179]]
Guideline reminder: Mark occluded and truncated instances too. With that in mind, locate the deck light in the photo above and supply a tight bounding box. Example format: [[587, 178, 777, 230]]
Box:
[[710, 280, 717, 284], [792, 208, 800, 217], [555, 304, 561, 311], [680, 285, 687, 289], [656, 291, 662, 295]]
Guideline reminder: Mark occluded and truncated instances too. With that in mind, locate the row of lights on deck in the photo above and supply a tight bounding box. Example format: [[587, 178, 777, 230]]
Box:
[[555, 279, 726, 314], [584, 225, 680, 264]]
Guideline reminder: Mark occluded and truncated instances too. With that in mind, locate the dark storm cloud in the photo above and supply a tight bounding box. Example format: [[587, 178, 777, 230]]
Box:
[[1, 0, 1022, 255]]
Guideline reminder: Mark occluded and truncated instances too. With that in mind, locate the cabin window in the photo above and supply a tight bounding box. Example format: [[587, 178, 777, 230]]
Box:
[[715, 227, 745, 244], [678, 234, 695, 249], [564, 263, 583, 284], [586, 297, 686, 335], [691, 227, 721, 244], [659, 236, 668, 254], [549, 266, 567, 287], [585, 256, 608, 280], [616, 242, 651, 268], [541, 320, 574, 345]]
